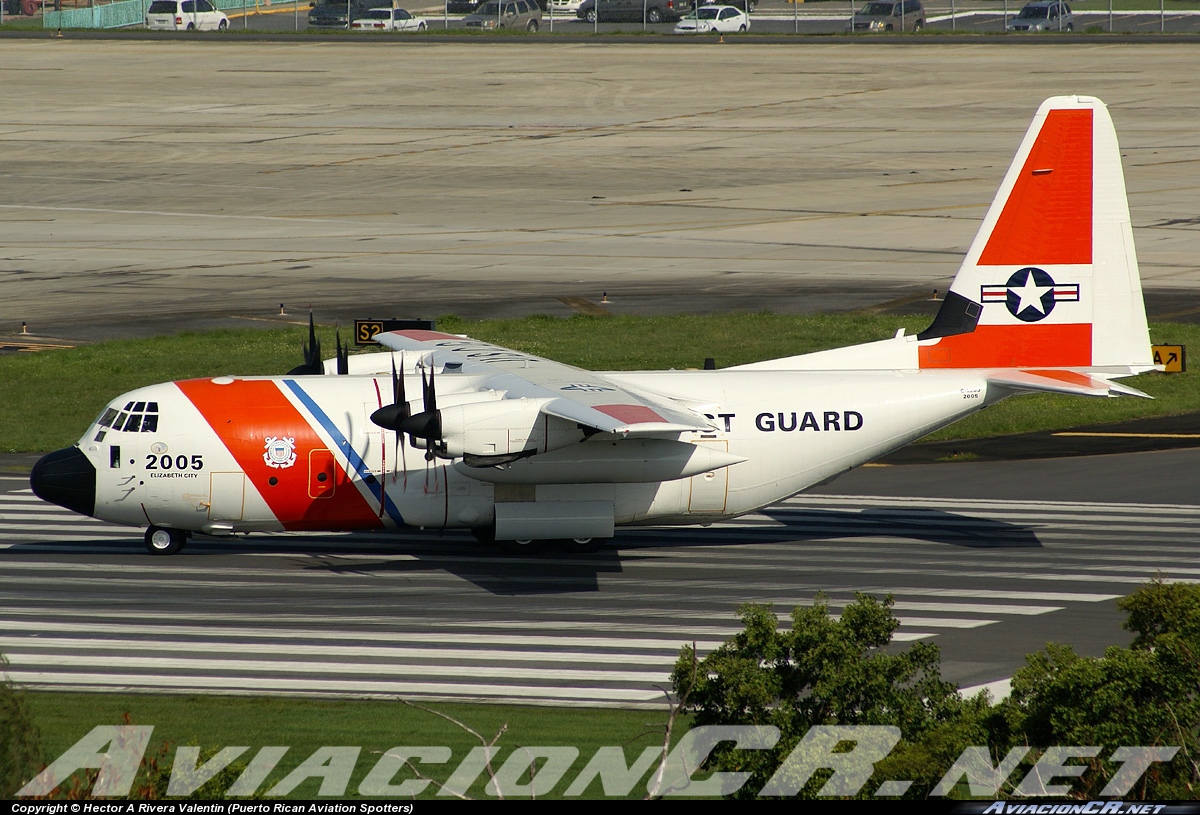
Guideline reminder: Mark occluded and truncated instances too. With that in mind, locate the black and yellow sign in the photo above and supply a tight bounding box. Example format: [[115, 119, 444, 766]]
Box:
[[1152, 344, 1186, 373], [354, 318, 436, 346]]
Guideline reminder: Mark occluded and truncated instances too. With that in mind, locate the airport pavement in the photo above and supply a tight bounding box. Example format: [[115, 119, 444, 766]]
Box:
[[7, 453, 1197, 700], [3, 41, 1200, 341]]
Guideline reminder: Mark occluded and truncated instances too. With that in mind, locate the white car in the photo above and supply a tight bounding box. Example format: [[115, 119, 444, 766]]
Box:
[[673, 5, 748, 33], [548, 0, 586, 13], [145, 0, 229, 30], [350, 7, 429, 30]]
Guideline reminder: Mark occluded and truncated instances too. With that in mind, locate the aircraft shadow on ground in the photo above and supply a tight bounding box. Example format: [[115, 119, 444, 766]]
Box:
[[10, 504, 1039, 596], [292, 505, 1039, 594], [755, 507, 1043, 550]]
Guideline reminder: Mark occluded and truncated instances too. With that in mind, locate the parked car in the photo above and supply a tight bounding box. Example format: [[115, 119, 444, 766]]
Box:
[[1007, 0, 1073, 31], [575, 0, 687, 23], [673, 4, 748, 33], [463, 0, 542, 29], [145, 0, 229, 30], [695, 0, 754, 11], [351, 7, 429, 29], [847, 0, 924, 32], [548, 0, 586, 14], [308, 0, 378, 29]]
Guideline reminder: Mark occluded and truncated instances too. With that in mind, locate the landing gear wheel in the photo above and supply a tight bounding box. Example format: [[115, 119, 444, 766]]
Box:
[[498, 538, 544, 555], [145, 526, 186, 555], [558, 537, 607, 554]]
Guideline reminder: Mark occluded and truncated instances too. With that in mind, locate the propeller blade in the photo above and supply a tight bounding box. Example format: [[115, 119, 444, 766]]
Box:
[[286, 311, 323, 375], [392, 353, 405, 407], [336, 329, 349, 376], [396, 355, 444, 460], [370, 353, 414, 431]]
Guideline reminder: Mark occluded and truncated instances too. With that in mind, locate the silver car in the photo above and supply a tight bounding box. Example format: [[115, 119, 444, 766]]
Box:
[[847, 0, 924, 32], [463, 0, 543, 30], [1007, 0, 1074, 31]]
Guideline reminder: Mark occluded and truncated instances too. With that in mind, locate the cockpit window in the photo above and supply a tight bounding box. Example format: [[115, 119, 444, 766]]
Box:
[[105, 402, 160, 433]]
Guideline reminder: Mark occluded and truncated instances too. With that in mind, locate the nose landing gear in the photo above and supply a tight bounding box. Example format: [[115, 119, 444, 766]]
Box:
[[145, 526, 188, 555]]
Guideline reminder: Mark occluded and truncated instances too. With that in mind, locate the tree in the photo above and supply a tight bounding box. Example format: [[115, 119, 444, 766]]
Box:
[[671, 594, 975, 798], [1003, 580, 1200, 798]]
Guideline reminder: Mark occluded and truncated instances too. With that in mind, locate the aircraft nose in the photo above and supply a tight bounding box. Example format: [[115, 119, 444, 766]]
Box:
[[30, 447, 96, 518]]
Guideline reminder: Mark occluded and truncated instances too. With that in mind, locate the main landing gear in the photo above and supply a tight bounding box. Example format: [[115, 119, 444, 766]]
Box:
[[144, 526, 188, 555], [470, 526, 609, 555]]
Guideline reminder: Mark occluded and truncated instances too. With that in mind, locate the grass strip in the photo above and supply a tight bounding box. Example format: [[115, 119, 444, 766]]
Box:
[[23, 690, 679, 799]]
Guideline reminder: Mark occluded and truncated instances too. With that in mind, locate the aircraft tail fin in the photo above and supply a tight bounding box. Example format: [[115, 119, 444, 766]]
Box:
[[917, 95, 1154, 375]]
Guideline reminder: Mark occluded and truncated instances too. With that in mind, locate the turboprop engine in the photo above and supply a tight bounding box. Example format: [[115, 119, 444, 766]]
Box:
[[436, 398, 585, 463], [369, 360, 586, 465]]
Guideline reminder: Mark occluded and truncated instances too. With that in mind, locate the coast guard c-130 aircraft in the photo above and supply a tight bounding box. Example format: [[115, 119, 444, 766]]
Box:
[[31, 96, 1155, 555]]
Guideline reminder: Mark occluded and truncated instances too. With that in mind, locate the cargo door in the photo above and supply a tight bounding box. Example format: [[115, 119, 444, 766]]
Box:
[[309, 449, 336, 499], [209, 472, 245, 521], [688, 440, 728, 513]]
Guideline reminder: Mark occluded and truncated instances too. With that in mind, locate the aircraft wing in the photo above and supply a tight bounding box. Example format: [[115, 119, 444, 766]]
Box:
[[374, 330, 713, 435]]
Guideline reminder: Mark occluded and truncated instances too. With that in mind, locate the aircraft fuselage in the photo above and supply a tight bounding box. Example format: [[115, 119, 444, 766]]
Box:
[[51, 368, 994, 539]]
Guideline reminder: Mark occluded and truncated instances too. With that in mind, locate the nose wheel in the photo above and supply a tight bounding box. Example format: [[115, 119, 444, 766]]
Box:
[[145, 526, 187, 555]]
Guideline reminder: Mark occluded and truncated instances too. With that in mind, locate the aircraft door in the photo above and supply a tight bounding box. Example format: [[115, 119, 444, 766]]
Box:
[[209, 472, 245, 521], [309, 449, 336, 499], [688, 440, 729, 513]]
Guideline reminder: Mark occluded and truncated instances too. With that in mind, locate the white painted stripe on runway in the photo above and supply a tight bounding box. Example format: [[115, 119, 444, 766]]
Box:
[[0, 513, 129, 524], [0, 523, 135, 533], [0, 636, 688, 664], [960, 678, 1013, 703], [895, 617, 995, 629], [0, 607, 749, 637], [2, 671, 663, 702], [587, 556, 1162, 587], [892, 601, 1059, 615], [3, 653, 669, 683], [794, 494, 1200, 514], [0, 619, 725, 650], [874, 587, 1119, 603]]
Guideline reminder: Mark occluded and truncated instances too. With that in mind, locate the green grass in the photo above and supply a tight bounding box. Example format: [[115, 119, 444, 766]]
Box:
[[23, 691, 681, 799], [1, 313, 1196, 453]]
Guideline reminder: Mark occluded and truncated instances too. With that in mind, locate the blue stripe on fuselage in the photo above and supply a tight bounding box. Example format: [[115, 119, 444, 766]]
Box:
[[283, 379, 405, 528]]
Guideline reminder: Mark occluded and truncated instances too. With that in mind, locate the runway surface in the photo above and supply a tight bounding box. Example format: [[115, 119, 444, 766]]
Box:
[[4, 447, 1196, 707]]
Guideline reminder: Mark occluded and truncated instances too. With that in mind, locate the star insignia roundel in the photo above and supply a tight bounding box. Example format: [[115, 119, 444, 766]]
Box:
[[980, 267, 1080, 323]]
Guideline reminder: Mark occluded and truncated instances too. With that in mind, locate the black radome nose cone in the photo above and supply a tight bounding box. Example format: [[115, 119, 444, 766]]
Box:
[[30, 447, 96, 518]]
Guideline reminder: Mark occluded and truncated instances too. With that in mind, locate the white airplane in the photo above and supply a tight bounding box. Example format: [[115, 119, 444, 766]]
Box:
[[31, 96, 1155, 555]]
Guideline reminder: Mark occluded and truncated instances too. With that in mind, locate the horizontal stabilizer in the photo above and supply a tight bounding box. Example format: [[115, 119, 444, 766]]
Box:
[[987, 369, 1152, 399]]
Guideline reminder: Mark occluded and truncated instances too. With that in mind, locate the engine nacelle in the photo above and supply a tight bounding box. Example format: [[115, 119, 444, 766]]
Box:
[[439, 398, 584, 459]]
